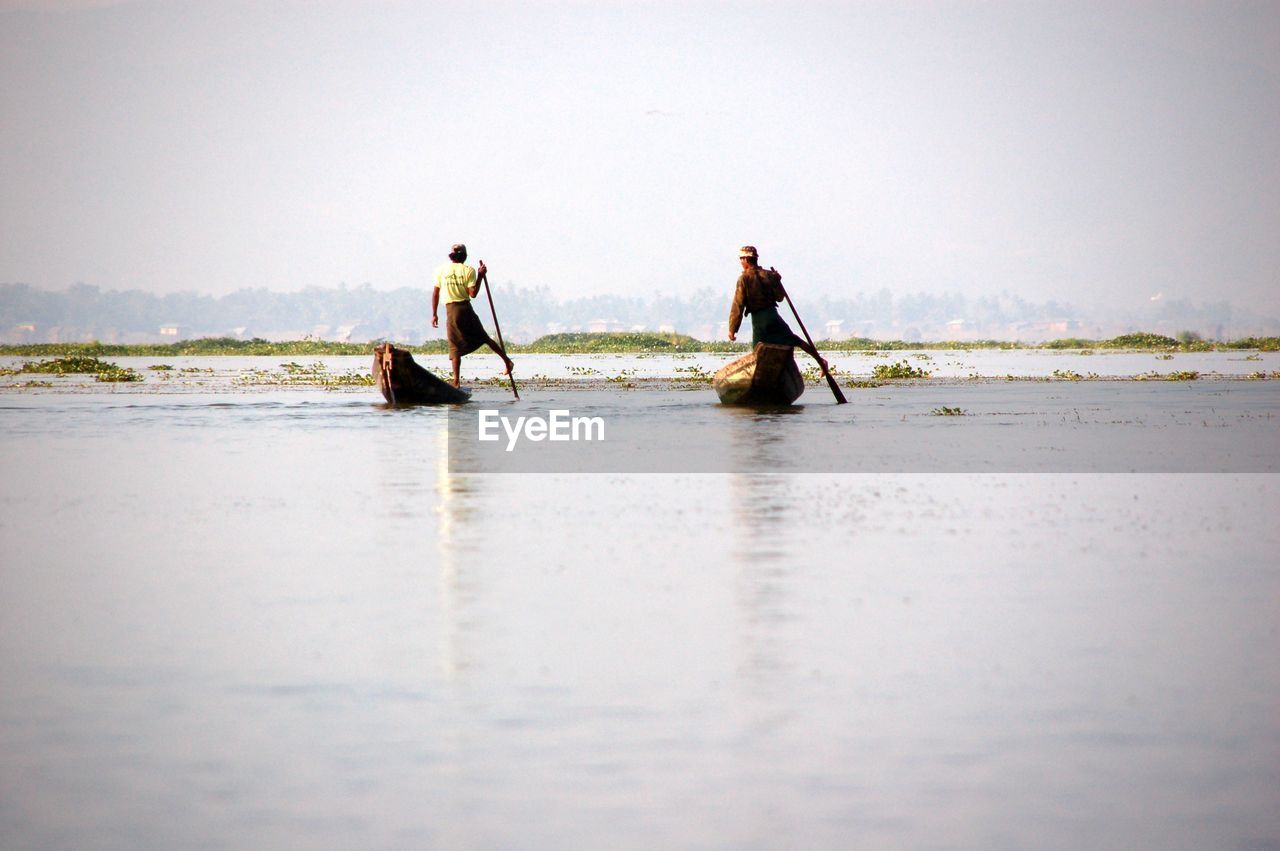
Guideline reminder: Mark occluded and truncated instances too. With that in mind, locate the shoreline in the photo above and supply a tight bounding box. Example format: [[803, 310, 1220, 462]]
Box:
[[2, 330, 1278, 358], [3, 371, 1278, 395]]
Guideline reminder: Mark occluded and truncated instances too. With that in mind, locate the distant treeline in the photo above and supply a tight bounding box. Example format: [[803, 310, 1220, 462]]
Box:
[[2, 331, 1277, 357], [2, 281, 1270, 341]]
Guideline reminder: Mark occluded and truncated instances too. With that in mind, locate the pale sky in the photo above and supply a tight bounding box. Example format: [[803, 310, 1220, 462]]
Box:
[[2, 0, 1277, 313]]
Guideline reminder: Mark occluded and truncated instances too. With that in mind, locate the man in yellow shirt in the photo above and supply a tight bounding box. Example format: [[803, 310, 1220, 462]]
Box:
[[431, 243, 514, 388]]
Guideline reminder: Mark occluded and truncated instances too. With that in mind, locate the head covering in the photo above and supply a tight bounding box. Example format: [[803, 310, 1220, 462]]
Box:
[[739, 245, 758, 259]]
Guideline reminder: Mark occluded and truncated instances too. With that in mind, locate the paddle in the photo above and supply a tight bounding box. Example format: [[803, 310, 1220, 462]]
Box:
[[479, 264, 519, 399], [773, 267, 847, 404]]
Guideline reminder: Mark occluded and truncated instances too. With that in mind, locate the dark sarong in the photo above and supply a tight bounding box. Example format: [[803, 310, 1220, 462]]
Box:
[[445, 301, 492, 358], [750, 306, 805, 348]]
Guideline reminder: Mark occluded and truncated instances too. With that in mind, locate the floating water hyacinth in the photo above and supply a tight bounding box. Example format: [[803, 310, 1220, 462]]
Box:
[[872, 360, 930, 379]]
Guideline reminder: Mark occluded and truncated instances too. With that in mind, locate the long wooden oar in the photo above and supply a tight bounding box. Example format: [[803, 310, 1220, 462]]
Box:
[[774, 268, 847, 404], [479, 264, 519, 399]]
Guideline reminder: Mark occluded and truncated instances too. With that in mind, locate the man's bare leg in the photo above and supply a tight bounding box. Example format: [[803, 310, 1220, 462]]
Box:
[[798, 341, 828, 373], [450, 353, 461, 388], [485, 339, 514, 375]]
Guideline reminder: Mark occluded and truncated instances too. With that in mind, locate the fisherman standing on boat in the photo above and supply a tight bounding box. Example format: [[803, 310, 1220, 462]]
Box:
[[431, 243, 515, 388], [728, 246, 828, 371]]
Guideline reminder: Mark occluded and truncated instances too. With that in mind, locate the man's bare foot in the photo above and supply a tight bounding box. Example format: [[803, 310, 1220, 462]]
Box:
[[451, 378, 460, 388], [503, 358, 514, 376]]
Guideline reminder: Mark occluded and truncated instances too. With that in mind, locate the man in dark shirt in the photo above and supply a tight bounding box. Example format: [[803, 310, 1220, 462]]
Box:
[[728, 246, 827, 371]]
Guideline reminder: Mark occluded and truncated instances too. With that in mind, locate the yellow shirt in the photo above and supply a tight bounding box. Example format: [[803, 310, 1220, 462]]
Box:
[[434, 262, 476, 304]]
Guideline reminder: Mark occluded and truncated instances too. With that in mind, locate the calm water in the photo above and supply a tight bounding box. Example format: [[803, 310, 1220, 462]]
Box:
[[2, 359, 1279, 848]]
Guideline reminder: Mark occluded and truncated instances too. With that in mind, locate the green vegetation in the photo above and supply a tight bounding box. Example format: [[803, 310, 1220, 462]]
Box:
[[17, 355, 111, 374], [12, 355, 142, 382], [672, 364, 712, 382], [1104, 332, 1180, 349], [95, 365, 143, 382], [236, 361, 374, 388], [518, 332, 742, 354], [930, 406, 966, 416], [1217, 337, 1280, 351], [872, 360, 930, 379], [825, 337, 1018, 351], [1, 331, 1277, 357], [606, 369, 638, 387], [0, 337, 376, 357], [1137, 370, 1200, 381]]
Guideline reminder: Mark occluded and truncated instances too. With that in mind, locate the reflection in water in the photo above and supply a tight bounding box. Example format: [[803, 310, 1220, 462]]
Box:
[[727, 408, 805, 693], [435, 425, 484, 681], [727, 407, 805, 566]]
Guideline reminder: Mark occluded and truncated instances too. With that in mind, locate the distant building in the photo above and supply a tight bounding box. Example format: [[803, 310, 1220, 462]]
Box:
[[824, 319, 844, 340], [4, 323, 36, 344], [159, 324, 187, 338]]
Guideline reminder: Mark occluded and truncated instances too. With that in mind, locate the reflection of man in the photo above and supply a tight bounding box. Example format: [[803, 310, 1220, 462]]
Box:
[[431, 243, 514, 388], [727, 245, 827, 371]]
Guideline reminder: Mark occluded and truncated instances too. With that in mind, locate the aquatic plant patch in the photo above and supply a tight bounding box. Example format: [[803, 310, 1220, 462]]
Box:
[[18, 355, 141, 382], [236, 362, 374, 388], [673, 364, 712, 382], [94, 366, 143, 382], [20, 355, 114, 374], [872, 361, 931, 379]]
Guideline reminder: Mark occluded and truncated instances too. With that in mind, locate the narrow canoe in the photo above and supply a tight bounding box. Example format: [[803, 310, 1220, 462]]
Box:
[[373, 342, 471, 405], [712, 342, 805, 405]]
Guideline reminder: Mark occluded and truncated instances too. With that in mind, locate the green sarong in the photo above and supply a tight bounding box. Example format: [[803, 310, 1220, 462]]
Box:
[[749, 306, 805, 348]]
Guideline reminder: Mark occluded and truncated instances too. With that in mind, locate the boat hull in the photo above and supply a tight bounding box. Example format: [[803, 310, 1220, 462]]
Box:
[[373, 343, 472, 405], [712, 343, 804, 405]]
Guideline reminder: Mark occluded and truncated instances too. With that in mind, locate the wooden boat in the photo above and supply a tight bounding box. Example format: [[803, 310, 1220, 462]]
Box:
[[373, 343, 471, 405], [712, 342, 805, 405]]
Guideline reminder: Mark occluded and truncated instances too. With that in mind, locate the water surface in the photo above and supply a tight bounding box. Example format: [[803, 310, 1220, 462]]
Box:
[[1, 365, 1278, 848]]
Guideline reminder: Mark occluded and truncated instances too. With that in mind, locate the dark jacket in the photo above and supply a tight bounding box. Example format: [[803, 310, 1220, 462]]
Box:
[[729, 266, 785, 336]]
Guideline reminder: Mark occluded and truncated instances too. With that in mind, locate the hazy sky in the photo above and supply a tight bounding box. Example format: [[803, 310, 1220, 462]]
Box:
[[2, 0, 1277, 312]]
